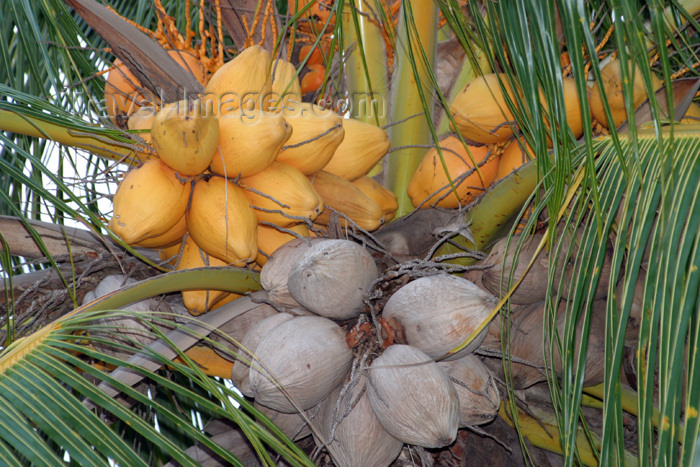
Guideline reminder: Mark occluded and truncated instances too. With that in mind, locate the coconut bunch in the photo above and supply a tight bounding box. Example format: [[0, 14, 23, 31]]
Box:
[[218, 238, 501, 465], [107, 46, 398, 315], [462, 226, 618, 389], [407, 71, 589, 209], [419, 64, 668, 208]]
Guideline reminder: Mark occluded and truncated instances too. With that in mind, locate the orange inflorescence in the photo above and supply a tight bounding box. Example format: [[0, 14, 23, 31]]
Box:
[[107, 0, 227, 76]]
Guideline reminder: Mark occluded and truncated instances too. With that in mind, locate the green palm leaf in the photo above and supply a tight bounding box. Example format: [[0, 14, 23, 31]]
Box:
[[0, 268, 314, 465]]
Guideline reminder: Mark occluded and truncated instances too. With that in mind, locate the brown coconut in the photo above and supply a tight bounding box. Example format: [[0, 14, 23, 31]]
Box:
[[551, 227, 615, 301], [481, 233, 552, 304], [287, 239, 379, 320], [382, 274, 497, 360], [438, 355, 500, 426], [209, 298, 279, 359], [482, 300, 607, 389], [259, 237, 323, 308], [321, 375, 403, 467], [231, 312, 295, 396], [248, 316, 352, 412], [367, 344, 459, 448]]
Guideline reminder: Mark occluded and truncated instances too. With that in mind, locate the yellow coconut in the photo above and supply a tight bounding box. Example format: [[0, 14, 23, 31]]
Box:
[[351, 176, 398, 221], [210, 109, 292, 178], [407, 136, 498, 208], [177, 235, 232, 315], [132, 214, 187, 249], [151, 99, 220, 176], [239, 161, 324, 227], [186, 176, 258, 266], [589, 58, 660, 129], [158, 241, 184, 266], [109, 160, 192, 245], [104, 50, 207, 125], [541, 77, 586, 145], [309, 171, 385, 231], [449, 73, 517, 144], [322, 118, 390, 181], [496, 138, 535, 180], [255, 223, 311, 267], [269, 58, 302, 112], [127, 107, 157, 161], [276, 103, 345, 174], [202, 45, 272, 116]]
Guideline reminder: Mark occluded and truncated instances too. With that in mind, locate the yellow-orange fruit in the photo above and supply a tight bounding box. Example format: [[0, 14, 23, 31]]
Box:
[[496, 138, 535, 180], [270, 58, 302, 112], [589, 59, 659, 129], [301, 64, 326, 94], [132, 214, 187, 249], [256, 223, 310, 266], [127, 107, 156, 140], [203, 45, 272, 116], [449, 73, 517, 144], [407, 136, 498, 208], [209, 292, 243, 310], [322, 118, 390, 181], [681, 102, 700, 123], [239, 162, 324, 226], [186, 176, 258, 266], [109, 160, 192, 245], [127, 107, 157, 161], [210, 109, 292, 178], [178, 345, 235, 378], [177, 235, 232, 315], [276, 103, 345, 174], [310, 171, 385, 231], [151, 99, 220, 176], [289, 0, 335, 33], [351, 176, 398, 221], [541, 77, 586, 144], [104, 50, 207, 124], [158, 241, 184, 266], [299, 43, 328, 66]]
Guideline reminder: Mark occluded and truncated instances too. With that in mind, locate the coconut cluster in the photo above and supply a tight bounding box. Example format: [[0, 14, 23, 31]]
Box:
[[473, 227, 614, 389], [220, 238, 501, 466], [409, 61, 661, 210], [106, 45, 398, 316]]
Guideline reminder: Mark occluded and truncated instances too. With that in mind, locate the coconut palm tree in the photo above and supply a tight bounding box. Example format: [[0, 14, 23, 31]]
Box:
[[1, 0, 699, 465]]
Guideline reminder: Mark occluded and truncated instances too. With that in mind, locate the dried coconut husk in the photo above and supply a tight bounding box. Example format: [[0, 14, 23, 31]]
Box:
[[82, 275, 176, 360], [482, 300, 607, 389], [438, 354, 500, 426], [321, 374, 403, 467], [260, 237, 323, 308], [249, 316, 352, 412], [481, 233, 553, 305], [382, 274, 497, 360], [231, 312, 294, 396], [367, 344, 459, 448], [287, 239, 379, 320]]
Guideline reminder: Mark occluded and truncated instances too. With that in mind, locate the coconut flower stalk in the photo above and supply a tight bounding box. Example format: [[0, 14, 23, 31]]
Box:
[[341, 0, 389, 128], [385, 1, 439, 217]]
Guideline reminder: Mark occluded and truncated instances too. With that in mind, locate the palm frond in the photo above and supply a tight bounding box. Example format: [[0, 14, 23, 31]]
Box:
[[0, 267, 315, 465]]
